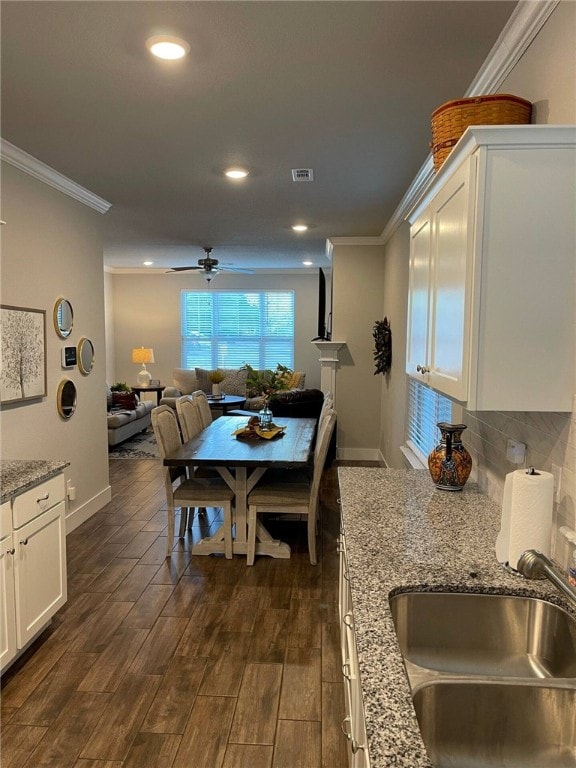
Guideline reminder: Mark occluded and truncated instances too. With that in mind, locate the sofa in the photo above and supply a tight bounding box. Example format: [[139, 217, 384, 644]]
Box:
[[107, 387, 155, 447], [159, 367, 306, 412]]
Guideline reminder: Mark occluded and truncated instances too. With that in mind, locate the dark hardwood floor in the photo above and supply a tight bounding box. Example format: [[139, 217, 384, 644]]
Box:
[[1, 458, 349, 768]]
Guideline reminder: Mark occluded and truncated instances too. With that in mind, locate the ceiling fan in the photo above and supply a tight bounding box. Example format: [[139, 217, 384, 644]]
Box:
[[168, 247, 254, 282]]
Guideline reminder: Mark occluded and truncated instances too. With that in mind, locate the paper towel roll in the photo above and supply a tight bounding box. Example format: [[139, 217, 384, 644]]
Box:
[[495, 469, 554, 569]]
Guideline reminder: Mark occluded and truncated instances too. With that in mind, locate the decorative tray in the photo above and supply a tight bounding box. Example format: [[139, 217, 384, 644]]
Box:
[[233, 424, 286, 441]]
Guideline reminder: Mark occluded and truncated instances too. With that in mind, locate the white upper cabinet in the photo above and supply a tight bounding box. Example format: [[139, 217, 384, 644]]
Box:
[[406, 126, 575, 411]]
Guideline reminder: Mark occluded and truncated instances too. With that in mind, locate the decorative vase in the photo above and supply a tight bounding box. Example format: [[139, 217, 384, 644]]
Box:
[[428, 422, 472, 491], [212, 382, 221, 398], [258, 401, 273, 431]]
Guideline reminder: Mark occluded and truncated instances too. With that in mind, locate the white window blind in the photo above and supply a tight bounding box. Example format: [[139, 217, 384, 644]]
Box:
[[406, 378, 452, 459], [181, 290, 295, 369]]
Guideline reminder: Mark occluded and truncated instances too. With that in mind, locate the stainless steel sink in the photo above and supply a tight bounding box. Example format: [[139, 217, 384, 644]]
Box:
[[389, 591, 576, 766], [389, 591, 576, 679], [413, 681, 576, 768]]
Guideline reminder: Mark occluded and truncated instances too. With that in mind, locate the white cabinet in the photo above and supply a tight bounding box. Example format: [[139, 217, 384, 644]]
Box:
[[338, 529, 370, 768], [1, 474, 67, 673], [406, 125, 575, 411]]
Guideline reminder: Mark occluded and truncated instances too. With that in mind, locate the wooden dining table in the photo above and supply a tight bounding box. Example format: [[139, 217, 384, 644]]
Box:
[[163, 414, 317, 559]]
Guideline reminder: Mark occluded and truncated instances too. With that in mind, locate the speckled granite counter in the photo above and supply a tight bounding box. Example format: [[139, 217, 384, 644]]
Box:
[[1, 460, 69, 503], [338, 467, 573, 768]]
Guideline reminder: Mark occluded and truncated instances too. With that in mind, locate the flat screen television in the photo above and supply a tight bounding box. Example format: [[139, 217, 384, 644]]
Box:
[[312, 267, 331, 341]]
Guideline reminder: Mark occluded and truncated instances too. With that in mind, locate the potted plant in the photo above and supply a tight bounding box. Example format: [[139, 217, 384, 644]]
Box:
[[208, 369, 225, 398], [242, 363, 293, 401]]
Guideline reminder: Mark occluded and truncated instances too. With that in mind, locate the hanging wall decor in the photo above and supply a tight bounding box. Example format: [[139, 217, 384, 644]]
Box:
[[373, 317, 392, 375], [0, 305, 47, 404]]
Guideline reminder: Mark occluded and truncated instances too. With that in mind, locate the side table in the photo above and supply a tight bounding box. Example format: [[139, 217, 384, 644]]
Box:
[[131, 385, 165, 406]]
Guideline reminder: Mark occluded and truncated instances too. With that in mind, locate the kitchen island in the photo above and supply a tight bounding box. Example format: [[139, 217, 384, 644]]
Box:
[[338, 467, 573, 768]]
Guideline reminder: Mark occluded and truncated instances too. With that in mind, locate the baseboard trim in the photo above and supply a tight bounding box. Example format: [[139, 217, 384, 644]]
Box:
[[66, 485, 112, 534], [336, 446, 381, 462]]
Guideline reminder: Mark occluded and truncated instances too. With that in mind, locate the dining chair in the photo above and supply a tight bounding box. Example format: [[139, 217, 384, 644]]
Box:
[[152, 405, 234, 558], [176, 394, 205, 442], [175, 395, 217, 529], [191, 389, 213, 428], [246, 408, 337, 566], [319, 391, 334, 423]]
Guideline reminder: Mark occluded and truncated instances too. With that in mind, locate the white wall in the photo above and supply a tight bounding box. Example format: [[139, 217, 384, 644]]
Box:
[[0, 162, 111, 531], [331, 244, 386, 460], [107, 271, 322, 391], [378, 0, 576, 564]]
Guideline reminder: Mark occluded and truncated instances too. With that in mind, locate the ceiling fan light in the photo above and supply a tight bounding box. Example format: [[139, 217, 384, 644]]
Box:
[[146, 36, 190, 60], [225, 167, 249, 179]]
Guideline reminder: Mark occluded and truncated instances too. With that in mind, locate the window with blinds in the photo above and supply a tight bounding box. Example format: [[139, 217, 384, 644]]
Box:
[[406, 377, 452, 460], [181, 290, 295, 369]]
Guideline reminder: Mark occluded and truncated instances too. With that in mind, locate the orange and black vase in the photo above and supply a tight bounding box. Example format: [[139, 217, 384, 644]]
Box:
[[428, 422, 472, 491]]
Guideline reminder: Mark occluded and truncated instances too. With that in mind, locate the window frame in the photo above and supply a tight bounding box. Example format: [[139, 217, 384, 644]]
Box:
[[404, 377, 453, 467], [180, 288, 295, 370]]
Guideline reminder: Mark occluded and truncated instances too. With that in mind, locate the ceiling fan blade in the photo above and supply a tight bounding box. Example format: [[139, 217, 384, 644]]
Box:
[[220, 266, 254, 274], [167, 266, 202, 272]]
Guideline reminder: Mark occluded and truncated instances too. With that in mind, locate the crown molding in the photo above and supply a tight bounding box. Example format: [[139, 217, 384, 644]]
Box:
[[326, 236, 385, 259], [0, 138, 112, 214], [380, 0, 560, 245]]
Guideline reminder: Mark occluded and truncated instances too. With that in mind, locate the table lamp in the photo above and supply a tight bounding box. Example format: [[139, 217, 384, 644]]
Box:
[[132, 347, 155, 386]]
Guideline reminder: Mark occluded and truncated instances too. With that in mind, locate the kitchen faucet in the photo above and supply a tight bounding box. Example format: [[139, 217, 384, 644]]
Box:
[[517, 549, 576, 611]]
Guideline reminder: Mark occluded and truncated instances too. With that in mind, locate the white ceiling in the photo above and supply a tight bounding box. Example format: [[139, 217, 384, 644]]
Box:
[[1, 1, 516, 273]]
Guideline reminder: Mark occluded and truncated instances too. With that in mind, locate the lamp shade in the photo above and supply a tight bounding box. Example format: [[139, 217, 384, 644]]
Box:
[[131, 347, 155, 365]]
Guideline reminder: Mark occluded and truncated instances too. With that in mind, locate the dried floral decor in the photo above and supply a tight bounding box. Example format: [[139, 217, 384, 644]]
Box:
[[373, 317, 392, 375]]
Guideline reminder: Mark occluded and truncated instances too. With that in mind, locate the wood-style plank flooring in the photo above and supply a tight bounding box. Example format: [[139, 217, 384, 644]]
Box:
[[1, 457, 351, 768]]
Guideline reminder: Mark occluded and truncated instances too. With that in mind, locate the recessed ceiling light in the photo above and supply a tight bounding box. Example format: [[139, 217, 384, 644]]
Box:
[[292, 224, 308, 232], [143, 261, 154, 266], [146, 36, 190, 60], [302, 260, 313, 266], [224, 167, 249, 179]]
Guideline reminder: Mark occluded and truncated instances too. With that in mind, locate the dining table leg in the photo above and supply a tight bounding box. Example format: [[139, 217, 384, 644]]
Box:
[[191, 466, 290, 559]]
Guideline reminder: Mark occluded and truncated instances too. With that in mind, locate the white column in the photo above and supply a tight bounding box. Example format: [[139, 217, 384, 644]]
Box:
[[312, 341, 345, 396]]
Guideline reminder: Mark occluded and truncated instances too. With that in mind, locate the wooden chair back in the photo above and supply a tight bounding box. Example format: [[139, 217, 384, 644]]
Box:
[[191, 390, 213, 428], [176, 395, 204, 442]]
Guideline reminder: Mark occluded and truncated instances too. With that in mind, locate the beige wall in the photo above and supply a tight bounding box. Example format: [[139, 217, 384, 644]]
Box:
[[331, 244, 386, 460], [378, 0, 576, 565], [108, 271, 322, 392], [0, 162, 110, 531]]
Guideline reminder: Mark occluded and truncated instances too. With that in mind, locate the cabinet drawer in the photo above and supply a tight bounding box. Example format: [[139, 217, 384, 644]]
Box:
[[0, 501, 12, 540], [12, 474, 65, 530]]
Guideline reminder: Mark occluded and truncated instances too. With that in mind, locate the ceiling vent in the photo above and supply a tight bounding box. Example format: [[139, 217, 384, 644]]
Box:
[[291, 168, 314, 182]]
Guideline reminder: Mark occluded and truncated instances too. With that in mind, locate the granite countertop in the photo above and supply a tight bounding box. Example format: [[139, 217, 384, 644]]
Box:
[[1, 460, 69, 503], [337, 467, 572, 768]]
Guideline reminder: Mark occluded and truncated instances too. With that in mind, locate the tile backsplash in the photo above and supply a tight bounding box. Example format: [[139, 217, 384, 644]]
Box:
[[460, 395, 576, 570]]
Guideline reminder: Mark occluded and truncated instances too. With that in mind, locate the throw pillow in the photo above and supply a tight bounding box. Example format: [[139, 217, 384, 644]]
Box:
[[173, 368, 198, 395], [112, 391, 138, 410], [195, 367, 248, 396]]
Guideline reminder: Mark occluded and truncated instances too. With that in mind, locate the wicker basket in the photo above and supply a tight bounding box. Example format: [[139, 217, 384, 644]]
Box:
[[431, 94, 532, 171]]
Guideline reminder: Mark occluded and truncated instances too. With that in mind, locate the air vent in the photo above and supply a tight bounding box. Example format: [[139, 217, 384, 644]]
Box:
[[291, 168, 314, 182]]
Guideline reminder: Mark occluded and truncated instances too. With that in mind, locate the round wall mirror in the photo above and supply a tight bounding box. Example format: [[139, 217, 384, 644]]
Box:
[[78, 337, 95, 375], [53, 298, 74, 338], [57, 379, 77, 419]]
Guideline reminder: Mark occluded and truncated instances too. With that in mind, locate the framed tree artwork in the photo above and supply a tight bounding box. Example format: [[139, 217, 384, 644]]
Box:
[[1, 305, 47, 404]]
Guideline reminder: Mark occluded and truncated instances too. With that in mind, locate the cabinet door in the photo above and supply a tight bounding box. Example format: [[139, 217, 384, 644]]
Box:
[[0, 533, 17, 671], [406, 211, 432, 380], [427, 157, 476, 401], [14, 501, 67, 647]]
